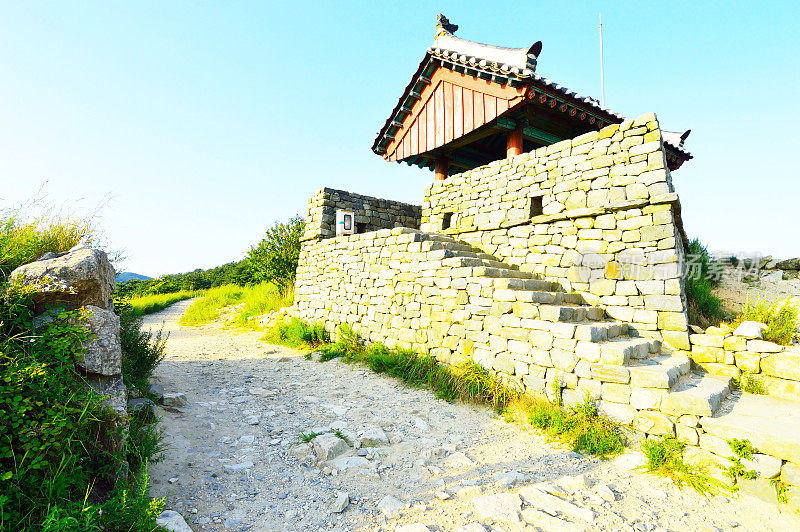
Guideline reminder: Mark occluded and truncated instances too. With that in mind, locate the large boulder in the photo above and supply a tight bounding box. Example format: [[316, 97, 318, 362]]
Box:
[[776, 258, 800, 270], [78, 305, 123, 375], [9, 248, 115, 311]]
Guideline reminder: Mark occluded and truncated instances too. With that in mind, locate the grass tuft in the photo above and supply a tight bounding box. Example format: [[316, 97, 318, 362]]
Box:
[[263, 317, 329, 348], [730, 297, 798, 345], [527, 394, 624, 458], [297, 431, 321, 444], [732, 372, 767, 395]]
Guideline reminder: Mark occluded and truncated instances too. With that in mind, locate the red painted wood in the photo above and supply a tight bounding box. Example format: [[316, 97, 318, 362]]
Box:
[[444, 82, 454, 144], [453, 85, 463, 139], [474, 92, 485, 127], [485, 94, 497, 122], [464, 88, 474, 132], [410, 118, 418, 155], [497, 98, 508, 116], [434, 84, 445, 148], [383, 67, 526, 161]]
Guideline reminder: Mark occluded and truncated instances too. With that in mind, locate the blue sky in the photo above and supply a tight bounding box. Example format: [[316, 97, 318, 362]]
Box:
[[1, 1, 798, 276]]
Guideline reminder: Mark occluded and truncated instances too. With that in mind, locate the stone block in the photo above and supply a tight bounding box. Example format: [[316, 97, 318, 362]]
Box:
[[690, 345, 724, 363], [598, 400, 636, 424], [629, 387, 662, 409], [591, 365, 630, 384], [747, 340, 783, 353], [661, 330, 690, 350], [658, 312, 688, 332], [741, 453, 782, 479], [601, 383, 631, 403], [699, 433, 734, 458], [737, 477, 779, 505], [761, 352, 800, 381], [675, 424, 698, 446], [690, 334, 724, 348], [633, 411, 674, 436], [724, 336, 748, 352], [782, 461, 800, 487], [735, 351, 761, 373], [79, 305, 123, 376]]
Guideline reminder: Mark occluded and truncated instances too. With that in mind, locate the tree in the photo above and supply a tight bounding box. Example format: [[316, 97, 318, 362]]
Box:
[[247, 216, 304, 292]]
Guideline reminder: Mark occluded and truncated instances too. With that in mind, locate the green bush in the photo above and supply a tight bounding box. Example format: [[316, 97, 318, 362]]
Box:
[[247, 216, 304, 293], [115, 301, 168, 397], [731, 298, 798, 346], [685, 238, 725, 325], [0, 286, 112, 528]]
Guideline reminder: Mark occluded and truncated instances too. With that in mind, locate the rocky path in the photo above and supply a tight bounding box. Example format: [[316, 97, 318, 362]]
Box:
[[146, 301, 799, 531]]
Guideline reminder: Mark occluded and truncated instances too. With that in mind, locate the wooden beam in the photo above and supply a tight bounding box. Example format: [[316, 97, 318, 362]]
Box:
[[507, 127, 523, 157], [434, 156, 449, 181]]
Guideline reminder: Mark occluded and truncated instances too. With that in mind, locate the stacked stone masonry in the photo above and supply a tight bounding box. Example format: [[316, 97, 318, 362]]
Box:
[[421, 113, 690, 349], [687, 326, 800, 402], [293, 113, 800, 508], [302, 187, 421, 242]]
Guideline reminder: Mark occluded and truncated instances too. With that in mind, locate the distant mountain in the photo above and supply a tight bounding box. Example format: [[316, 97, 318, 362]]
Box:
[[116, 272, 153, 283]]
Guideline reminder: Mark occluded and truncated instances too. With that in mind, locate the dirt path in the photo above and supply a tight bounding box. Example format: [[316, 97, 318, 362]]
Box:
[[146, 301, 799, 531]]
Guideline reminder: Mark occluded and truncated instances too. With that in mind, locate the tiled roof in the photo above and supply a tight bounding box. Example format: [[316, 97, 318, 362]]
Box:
[[373, 16, 691, 161]]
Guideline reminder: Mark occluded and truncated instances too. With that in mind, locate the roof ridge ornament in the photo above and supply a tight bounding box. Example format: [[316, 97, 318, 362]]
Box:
[[436, 13, 458, 37]]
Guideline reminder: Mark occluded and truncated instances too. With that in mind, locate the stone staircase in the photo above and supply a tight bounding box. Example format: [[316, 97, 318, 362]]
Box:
[[416, 230, 736, 422]]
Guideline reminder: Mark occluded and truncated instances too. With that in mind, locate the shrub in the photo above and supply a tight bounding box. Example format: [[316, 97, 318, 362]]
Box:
[[115, 301, 168, 397], [247, 216, 304, 293], [0, 286, 115, 528], [685, 238, 725, 325], [731, 297, 798, 345]]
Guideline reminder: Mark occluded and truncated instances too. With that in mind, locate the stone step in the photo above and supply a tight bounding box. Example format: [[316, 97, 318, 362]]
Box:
[[443, 256, 518, 270], [421, 240, 476, 253], [661, 372, 731, 417], [492, 278, 561, 292], [537, 304, 605, 323], [598, 337, 661, 365], [574, 334, 658, 364], [700, 392, 800, 464], [627, 355, 690, 389], [492, 289, 583, 306], [472, 266, 533, 279]]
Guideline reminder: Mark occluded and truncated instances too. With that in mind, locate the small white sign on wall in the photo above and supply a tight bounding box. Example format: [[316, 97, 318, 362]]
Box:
[[336, 209, 355, 236]]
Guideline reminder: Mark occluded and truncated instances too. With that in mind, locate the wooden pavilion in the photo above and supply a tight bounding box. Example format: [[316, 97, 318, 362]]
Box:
[[372, 14, 691, 180]]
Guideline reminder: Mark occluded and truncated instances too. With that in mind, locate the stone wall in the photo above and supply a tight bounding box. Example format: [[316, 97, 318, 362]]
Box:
[[421, 113, 690, 348], [302, 187, 421, 242], [688, 326, 800, 401]]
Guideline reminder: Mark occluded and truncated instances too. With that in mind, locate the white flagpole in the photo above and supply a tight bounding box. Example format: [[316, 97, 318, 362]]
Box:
[[599, 12, 605, 108]]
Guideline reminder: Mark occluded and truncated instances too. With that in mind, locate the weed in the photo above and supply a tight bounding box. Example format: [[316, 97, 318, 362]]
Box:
[[726, 438, 758, 480], [333, 430, 352, 446], [641, 437, 724, 496], [297, 431, 321, 444], [772, 479, 789, 503], [0, 211, 91, 280], [732, 372, 767, 395], [730, 297, 799, 345]]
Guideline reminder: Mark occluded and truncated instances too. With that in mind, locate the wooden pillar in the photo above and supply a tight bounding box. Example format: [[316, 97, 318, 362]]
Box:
[[507, 127, 523, 158], [434, 156, 449, 181]]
